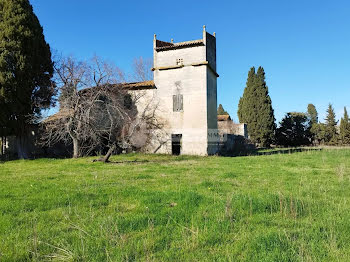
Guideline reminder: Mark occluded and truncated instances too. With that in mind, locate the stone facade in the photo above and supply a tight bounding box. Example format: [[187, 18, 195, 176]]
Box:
[[218, 120, 248, 139], [135, 26, 219, 155]]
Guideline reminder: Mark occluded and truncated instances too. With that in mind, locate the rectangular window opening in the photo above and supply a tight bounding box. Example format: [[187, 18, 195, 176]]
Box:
[[173, 94, 183, 112], [171, 134, 182, 155]]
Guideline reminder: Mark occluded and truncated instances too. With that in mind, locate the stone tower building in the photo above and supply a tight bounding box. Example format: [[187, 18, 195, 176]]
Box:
[[149, 26, 219, 155]]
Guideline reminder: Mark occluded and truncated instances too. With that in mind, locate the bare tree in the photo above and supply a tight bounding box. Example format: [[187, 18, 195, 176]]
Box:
[[41, 55, 166, 162], [132, 57, 153, 82], [42, 55, 126, 158], [94, 58, 167, 162]]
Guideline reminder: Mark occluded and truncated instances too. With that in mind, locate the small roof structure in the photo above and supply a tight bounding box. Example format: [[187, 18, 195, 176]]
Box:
[[121, 80, 156, 90], [155, 39, 204, 51], [43, 81, 156, 123], [43, 109, 72, 123], [217, 115, 231, 121]]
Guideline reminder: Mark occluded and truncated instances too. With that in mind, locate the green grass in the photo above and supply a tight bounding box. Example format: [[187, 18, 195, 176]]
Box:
[[1, 149, 350, 261]]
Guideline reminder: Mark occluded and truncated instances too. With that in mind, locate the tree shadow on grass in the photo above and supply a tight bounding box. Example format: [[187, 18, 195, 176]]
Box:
[[254, 147, 323, 156], [108, 159, 150, 164], [221, 147, 323, 157]]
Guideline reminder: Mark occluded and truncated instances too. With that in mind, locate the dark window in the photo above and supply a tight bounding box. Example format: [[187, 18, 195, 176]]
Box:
[[173, 94, 183, 112], [171, 134, 182, 155], [124, 94, 132, 109], [176, 58, 183, 65]]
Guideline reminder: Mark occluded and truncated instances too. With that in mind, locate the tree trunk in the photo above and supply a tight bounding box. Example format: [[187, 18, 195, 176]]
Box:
[[72, 137, 79, 158], [1, 137, 4, 155], [97, 143, 116, 163]]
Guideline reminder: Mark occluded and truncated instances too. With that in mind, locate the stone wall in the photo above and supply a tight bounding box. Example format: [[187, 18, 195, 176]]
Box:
[[218, 121, 248, 138]]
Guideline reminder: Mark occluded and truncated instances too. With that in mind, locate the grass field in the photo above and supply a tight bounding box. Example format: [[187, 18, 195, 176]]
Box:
[[1, 149, 350, 261]]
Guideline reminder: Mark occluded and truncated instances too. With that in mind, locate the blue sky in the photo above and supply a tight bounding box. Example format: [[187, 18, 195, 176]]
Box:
[[31, 0, 350, 123]]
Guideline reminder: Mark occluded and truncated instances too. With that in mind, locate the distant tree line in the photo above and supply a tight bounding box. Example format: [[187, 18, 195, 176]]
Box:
[[276, 104, 350, 147], [237, 67, 350, 147]]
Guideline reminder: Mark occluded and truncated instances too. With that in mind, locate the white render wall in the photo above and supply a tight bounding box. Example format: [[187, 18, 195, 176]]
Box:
[[154, 42, 216, 155], [154, 45, 206, 68], [135, 30, 219, 155], [206, 68, 219, 155], [154, 63, 209, 155]]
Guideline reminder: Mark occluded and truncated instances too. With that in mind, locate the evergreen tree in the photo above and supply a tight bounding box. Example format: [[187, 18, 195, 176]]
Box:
[[276, 112, 310, 147], [0, 0, 55, 158], [237, 66, 275, 147], [238, 67, 255, 123], [217, 104, 229, 115], [324, 104, 338, 144], [307, 104, 318, 144], [340, 107, 350, 145], [307, 104, 318, 125], [254, 67, 276, 146], [311, 123, 327, 145]]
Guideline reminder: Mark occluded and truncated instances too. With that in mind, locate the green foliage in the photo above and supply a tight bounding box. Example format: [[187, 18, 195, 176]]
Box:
[[0, 0, 54, 137], [307, 104, 318, 125], [340, 107, 350, 145], [217, 104, 229, 115], [276, 112, 311, 146], [306, 104, 318, 144], [324, 104, 339, 145], [1, 150, 350, 261], [310, 122, 326, 144], [237, 67, 275, 147]]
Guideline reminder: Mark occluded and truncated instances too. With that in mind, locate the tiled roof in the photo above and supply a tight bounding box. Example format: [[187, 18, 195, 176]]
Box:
[[43, 109, 73, 123], [156, 39, 204, 51], [217, 115, 231, 121], [121, 80, 156, 90]]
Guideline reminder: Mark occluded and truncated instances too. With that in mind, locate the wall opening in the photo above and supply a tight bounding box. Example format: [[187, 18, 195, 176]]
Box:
[[171, 134, 182, 155], [173, 94, 183, 112]]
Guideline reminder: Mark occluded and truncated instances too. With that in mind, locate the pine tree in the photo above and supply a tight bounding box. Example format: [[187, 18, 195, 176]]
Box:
[[324, 104, 338, 144], [237, 66, 275, 147], [217, 104, 229, 115], [0, 0, 54, 158], [340, 107, 350, 145]]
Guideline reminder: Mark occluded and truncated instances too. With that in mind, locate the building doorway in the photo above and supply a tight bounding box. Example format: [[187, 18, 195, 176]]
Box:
[[171, 134, 182, 155]]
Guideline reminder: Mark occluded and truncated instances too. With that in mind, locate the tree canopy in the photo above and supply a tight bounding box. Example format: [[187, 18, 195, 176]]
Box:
[[340, 107, 350, 145], [0, 0, 55, 157], [276, 112, 311, 147], [217, 104, 229, 115], [307, 104, 318, 125], [324, 104, 338, 144], [237, 66, 275, 147]]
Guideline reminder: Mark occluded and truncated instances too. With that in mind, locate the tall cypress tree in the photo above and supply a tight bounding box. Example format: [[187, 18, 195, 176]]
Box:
[[0, 0, 54, 158], [325, 104, 338, 144], [307, 104, 318, 143], [217, 104, 229, 115], [340, 107, 350, 145], [307, 104, 318, 125], [254, 67, 275, 146], [237, 66, 275, 147], [238, 67, 255, 124]]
